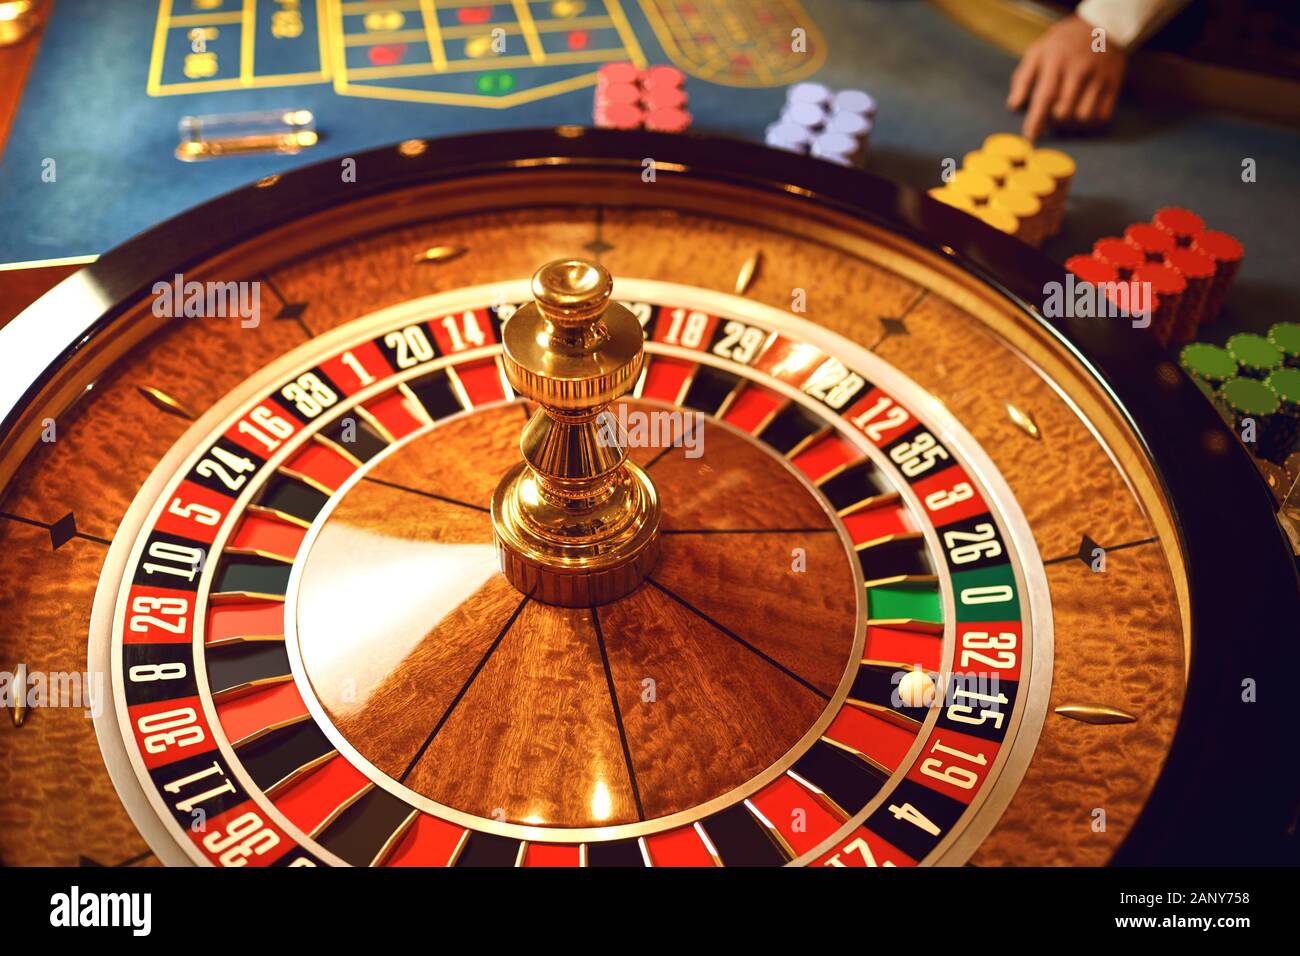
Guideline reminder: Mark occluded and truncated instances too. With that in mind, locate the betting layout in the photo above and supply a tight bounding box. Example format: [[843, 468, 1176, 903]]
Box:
[[148, 0, 824, 108]]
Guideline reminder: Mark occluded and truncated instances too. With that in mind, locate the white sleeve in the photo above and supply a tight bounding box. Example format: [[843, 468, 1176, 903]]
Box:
[[1074, 0, 1193, 49]]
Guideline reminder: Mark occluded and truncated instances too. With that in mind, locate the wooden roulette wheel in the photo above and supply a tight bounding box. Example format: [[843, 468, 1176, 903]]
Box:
[[0, 129, 1295, 868]]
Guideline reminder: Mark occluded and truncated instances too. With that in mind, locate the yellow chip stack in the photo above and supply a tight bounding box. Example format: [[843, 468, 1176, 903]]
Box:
[[1026, 147, 1075, 237], [948, 167, 995, 206], [927, 186, 978, 213], [983, 133, 1033, 169], [991, 186, 1044, 245], [977, 204, 1019, 237], [962, 150, 1011, 188], [929, 135, 1075, 247]]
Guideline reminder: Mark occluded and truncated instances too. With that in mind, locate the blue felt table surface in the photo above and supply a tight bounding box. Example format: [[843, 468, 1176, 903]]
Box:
[[1, 0, 1296, 339]]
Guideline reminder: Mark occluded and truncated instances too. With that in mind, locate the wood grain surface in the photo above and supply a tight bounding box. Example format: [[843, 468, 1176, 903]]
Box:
[[297, 405, 859, 826]]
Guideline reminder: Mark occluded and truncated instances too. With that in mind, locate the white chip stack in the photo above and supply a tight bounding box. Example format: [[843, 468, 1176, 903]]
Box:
[[764, 82, 875, 167]]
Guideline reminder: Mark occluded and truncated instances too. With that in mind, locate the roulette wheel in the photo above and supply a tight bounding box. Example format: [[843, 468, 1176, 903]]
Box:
[[0, 128, 1296, 869]]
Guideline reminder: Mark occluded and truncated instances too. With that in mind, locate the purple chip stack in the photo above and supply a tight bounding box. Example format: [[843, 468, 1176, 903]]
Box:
[[764, 82, 875, 167]]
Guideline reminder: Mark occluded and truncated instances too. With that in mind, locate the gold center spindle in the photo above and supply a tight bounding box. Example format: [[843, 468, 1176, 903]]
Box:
[[490, 259, 661, 607]]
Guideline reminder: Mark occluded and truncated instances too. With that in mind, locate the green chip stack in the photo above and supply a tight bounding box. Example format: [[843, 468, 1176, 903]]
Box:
[[1268, 321, 1300, 369], [1179, 342, 1238, 399], [1179, 334, 1300, 464], [1265, 367, 1300, 418], [1226, 332, 1283, 379], [1218, 376, 1297, 463], [1264, 368, 1300, 466]]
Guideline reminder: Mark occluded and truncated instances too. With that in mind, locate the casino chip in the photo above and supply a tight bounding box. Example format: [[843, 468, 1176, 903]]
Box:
[[1266, 367, 1300, 419], [769, 83, 873, 166], [964, 150, 1010, 187], [984, 132, 1032, 167], [782, 101, 826, 130], [949, 168, 995, 205], [764, 120, 814, 152], [1227, 332, 1283, 380], [785, 81, 832, 108], [1269, 321, 1300, 367], [1153, 207, 1205, 246], [1194, 230, 1245, 321], [1134, 262, 1186, 346], [1026, 148, 1073, 235], [831, 88, 876, 118], [1093, 237, 1144, 279], [930, 136, 1073, 246], [646, 107, 691, 133], [977, 204, 1018, 236], [826, 110, 872, 138], [593, 63, 690, 133], [928, 186, 977, 213], [1165, 247, 1216, 343], [1006, 166, 1056, 235], [1125, 223, 1175, 263], [597, 61, 640, 87], [810, 131, 861, 166], [1071, 211, 1244, 345], [641, 64, 686, 92], [1064, 254, 1119, 287], [1179, 342, 1238, 390], [990, 186, 1043, 245], [1219, 377, 1296, 463], [644, 85, 687, 111]]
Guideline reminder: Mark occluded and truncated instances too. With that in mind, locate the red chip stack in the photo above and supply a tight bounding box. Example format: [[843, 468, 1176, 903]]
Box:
[[1152, 207, 1205, 248], [1064, 254, 1138, 321], [594, 62, 644, 129], [1067, 208, 1244, 344], [1134, 262, 1187, 345], [1193, 230, 1245, 328], [594, 62, 691, 133], [1124, 222, 1176, 263], [1092, 237, 1144, 279], [1106, 278, 1151, 325], [1065, 254, 1118, 287], [1164, 246, 1215, 344]]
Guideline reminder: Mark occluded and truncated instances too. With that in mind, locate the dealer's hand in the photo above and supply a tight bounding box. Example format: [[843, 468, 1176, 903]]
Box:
[[1007, 14, 1127, 140]]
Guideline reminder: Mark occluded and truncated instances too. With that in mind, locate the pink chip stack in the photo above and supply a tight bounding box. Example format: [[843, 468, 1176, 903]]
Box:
[[593, 63, 691, 133]]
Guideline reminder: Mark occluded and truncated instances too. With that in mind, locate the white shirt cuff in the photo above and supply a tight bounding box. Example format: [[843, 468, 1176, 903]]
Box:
[[1075, 0, 1191, 49]]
